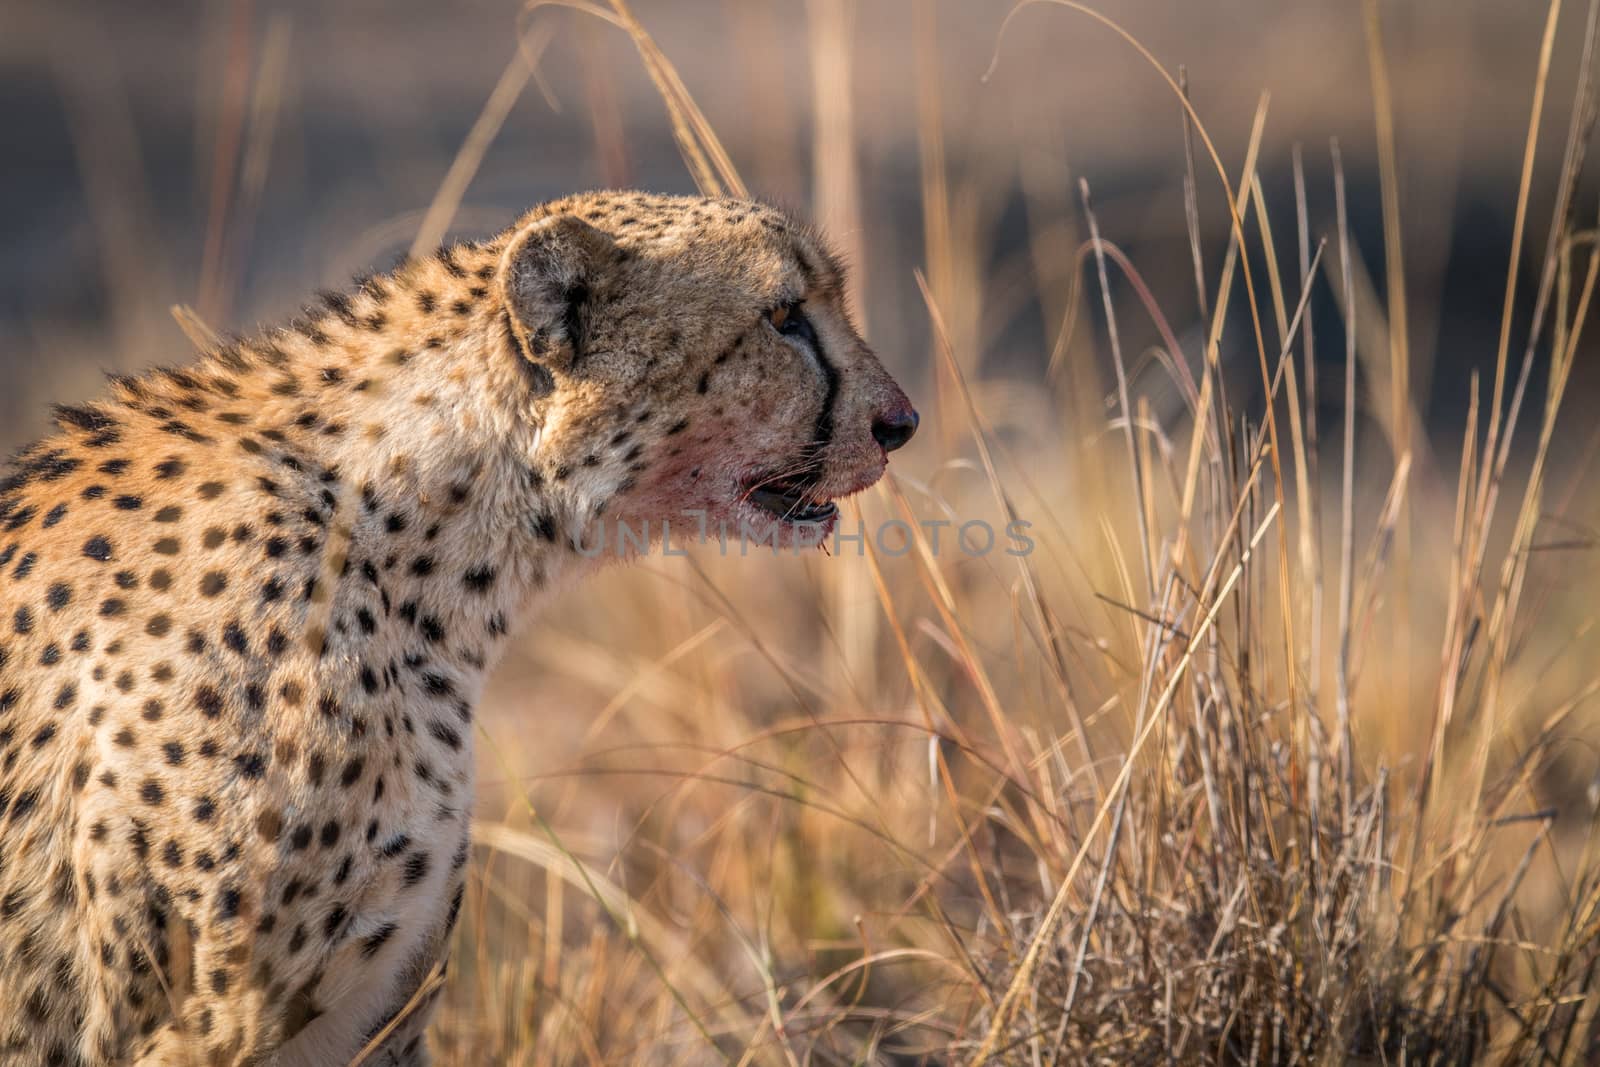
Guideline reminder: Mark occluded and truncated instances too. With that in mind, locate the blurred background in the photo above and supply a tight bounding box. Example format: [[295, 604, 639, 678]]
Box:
[[6, 1, 1600, 1060]]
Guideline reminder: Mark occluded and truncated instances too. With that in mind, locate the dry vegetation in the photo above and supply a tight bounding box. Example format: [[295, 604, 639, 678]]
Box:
[[15, 0, 1600, 1062], [397, 3, 1600, 1063]]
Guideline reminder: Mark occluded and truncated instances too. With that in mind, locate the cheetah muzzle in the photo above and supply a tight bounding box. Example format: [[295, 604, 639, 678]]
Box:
[[0, 191, 915, 1066]]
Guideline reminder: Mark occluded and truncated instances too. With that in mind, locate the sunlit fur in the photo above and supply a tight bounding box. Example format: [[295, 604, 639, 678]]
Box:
[[0, 192, 913, 1066]]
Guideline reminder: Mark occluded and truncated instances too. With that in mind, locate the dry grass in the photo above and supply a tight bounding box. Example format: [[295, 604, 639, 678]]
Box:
[[422, 4, 1600, 1063], [14, 0, 1600, 1063]]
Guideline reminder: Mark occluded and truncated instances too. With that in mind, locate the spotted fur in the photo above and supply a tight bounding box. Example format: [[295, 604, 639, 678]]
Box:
[[0, 192, 915, 1065]]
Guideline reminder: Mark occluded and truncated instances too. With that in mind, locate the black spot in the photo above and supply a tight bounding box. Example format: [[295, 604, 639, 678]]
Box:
[[45, 583, 70, 610], [321, 288, 356, 323], [196, 685, 225, 718], [42, 503, 67, 528], [361, 922, 399, 958], [222, 622, 249, 655], [54, 404, 114, 432], [34, 452, 81, 480], [82, 536, 113, 561], [113, 495, 142, 510], [410, 556, 435, 576], [1, 504, 34, 532], [10, 789, 39, 821], [402, 852, 430, 887], [428, 720, 462, 750], [463, 565, 496, 592], [154, 458, 187, 479], [140, 779, 164, 805], [339, 758, 364, 788], [234, 752, 267, 779], [217, 887, 242, 920]]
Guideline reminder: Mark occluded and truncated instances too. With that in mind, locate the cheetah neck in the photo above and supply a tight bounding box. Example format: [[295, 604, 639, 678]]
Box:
[[166, 250, 601, 680]]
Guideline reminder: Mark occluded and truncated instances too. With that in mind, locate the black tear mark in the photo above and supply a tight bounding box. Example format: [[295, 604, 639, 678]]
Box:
[[808, 334, 841, 464]]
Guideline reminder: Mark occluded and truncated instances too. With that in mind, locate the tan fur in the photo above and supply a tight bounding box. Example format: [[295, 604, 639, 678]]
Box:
[[0, 192, 914, 1065]]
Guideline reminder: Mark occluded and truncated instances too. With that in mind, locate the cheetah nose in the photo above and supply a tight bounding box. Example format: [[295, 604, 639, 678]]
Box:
[[871, 406, 919, 453]]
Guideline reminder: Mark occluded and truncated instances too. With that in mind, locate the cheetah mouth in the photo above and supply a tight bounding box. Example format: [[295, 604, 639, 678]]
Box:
[[744, 474, 839, 525]]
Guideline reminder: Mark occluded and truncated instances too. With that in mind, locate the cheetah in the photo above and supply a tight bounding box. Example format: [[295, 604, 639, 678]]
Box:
[[0, 191, 917, 1065]]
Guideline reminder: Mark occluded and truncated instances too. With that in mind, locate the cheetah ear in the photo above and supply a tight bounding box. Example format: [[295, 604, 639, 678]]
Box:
[[497, 214, 616, 377]]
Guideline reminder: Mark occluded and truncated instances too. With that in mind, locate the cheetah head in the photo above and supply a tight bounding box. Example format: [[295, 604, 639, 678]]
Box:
[[495, 192, 917, 550]]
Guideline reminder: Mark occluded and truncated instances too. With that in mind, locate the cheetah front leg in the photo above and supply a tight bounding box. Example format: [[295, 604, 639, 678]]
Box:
[[350, 972, 447, 1067], [339, 866, 464, 1067], [120, 939, 284, 1067], [271, 878, 462, 1067]]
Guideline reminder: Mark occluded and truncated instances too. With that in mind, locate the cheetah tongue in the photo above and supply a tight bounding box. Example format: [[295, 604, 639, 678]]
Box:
[[749, 485, 838, 524]]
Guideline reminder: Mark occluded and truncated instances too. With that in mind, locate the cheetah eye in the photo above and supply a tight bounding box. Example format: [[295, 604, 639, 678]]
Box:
[[768, 301, 818, 348]]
